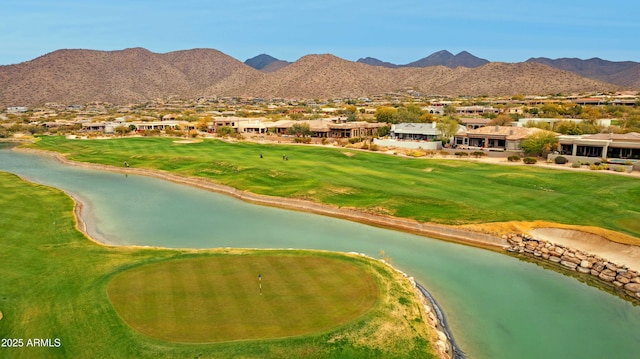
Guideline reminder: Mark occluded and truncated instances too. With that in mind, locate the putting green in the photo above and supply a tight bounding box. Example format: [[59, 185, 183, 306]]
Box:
[[107, 254, 379, 343]]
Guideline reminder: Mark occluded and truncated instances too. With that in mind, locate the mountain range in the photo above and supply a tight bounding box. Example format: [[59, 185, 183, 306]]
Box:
[[0, 48, 635, 107], [356, 50, 490, 68]]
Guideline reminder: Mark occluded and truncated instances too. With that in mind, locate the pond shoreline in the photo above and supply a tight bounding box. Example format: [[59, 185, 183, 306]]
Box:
[[15, 147, 469, 359], [16, 147, 511, 251]]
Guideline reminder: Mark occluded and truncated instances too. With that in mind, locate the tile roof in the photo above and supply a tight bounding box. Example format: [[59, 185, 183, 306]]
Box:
[[463, 126, 546, 140]]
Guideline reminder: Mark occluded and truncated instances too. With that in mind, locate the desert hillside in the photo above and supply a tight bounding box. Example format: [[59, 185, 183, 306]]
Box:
[[0, 48, 623, 106]]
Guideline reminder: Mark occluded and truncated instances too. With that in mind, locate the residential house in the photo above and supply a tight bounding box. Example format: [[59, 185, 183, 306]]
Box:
[[390, 122, 441, 141], [459, 117, 491, 130], [558, 132, 640, 159], [455, 126, 546, 151]]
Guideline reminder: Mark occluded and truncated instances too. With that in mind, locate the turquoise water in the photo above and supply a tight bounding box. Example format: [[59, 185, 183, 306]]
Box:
[[2, 145, 640, 358]]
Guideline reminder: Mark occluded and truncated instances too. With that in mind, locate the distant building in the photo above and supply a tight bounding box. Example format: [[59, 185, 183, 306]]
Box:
[[7, 106, 28, 113], [459, 117, 491, 130]]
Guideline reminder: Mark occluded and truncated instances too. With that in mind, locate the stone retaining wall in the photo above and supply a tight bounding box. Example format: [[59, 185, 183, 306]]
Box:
[[506, 234, 640, 301]]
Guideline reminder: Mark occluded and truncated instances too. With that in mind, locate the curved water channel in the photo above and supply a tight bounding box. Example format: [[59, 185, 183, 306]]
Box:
[[2, 145, 640, 358]]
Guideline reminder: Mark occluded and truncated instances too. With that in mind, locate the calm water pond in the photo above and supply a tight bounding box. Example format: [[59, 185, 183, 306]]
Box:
[[2, 145, 640, 358]]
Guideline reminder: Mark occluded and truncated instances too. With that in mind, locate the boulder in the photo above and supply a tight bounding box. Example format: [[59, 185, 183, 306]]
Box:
[[554, 248, 565, 256], [561, 255, 581, 265], [530, 241, 539, 247], [561, 261, 578, 270], [580, 260, 592, 268], [592, 263, 605, 272], [605, 262, 619, 271], [549, 256, 562, 263], [616, 275, 631, 284], [575, 253, 589, 261], [599, 271, 617, 282], [613, 281, 624, 288], [577, 266, 592, 274], [590, 269, 601, 276], [601, 268, 618, 277], [624, 283, 640, 292], [617, 270, 633, 279]]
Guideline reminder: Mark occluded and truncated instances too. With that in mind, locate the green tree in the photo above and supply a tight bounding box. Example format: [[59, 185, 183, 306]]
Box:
[[396, 106, 422, 123], [289, 112, 304, 121], [114, 125, 130, 136], [377, 125, 390, 137], [620, 114, 640, 132], [217, 126, 234, 137], [488, 113, 513, 126], [578, 119, 603, 134], [554, 120, 582, 135], [419, 112, 435, 123], [436, 118, 460, 145], [286, 123, 312, 137], [519, 131, 559, 156], [374, 106, 398, 123], [443, 104, 457, 116]]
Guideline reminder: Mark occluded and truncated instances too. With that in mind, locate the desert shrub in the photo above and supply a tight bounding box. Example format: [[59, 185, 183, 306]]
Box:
[[142, 129, 161, 137], [613, 165, 626, 172], [471, 151, 486, 158], [408, 150, 425, 157], [589, 164, 599, 170], [623, 160, 633, 166], [321, 138, 328, 145], [594, 161, 601, 166], [424, 150, 436, 157], [571, 161, 581, 168], [554, 156, 568, 164], [523, 157, 537, 164], [217, 126, 234, 137], [369, 144, 379, 151], [507, 155, 520, 162], [348, 137, 363, 144], [455, 151, 469, 157], [294, 137, 311, 144], [439, 150, 449, 157]]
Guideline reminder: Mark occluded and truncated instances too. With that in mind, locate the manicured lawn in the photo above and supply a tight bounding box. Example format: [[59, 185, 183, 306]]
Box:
[[0, 171, 432, 358], [29, 136, 640, 238], [107, 255, 378, 343]]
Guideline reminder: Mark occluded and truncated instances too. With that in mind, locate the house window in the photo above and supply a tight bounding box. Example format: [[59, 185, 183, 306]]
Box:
[[576, 146, 603, 157]]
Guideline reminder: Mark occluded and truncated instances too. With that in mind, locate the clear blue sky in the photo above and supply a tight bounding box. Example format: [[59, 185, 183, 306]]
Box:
[[1, 0, 638, 65]]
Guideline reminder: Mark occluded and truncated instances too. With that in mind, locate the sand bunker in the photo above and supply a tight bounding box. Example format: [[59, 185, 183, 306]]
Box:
[[531, 228, 640, 271]]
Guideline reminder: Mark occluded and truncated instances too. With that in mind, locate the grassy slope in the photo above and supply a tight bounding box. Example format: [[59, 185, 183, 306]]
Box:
[[0, 171, 433, 358], [29, 136, 640, 239]]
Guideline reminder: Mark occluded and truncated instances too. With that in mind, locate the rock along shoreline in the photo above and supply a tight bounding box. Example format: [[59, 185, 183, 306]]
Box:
[[506, 233, 640, 303]]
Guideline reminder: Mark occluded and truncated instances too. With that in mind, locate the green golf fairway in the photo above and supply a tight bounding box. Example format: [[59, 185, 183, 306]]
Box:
[[0, 170, 432, 358], [28, 136, 640, 239]]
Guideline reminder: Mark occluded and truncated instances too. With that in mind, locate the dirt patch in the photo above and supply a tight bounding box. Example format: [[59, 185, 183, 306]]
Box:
[[531, 228, 640, 271], [342, 151, 355, 157]]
